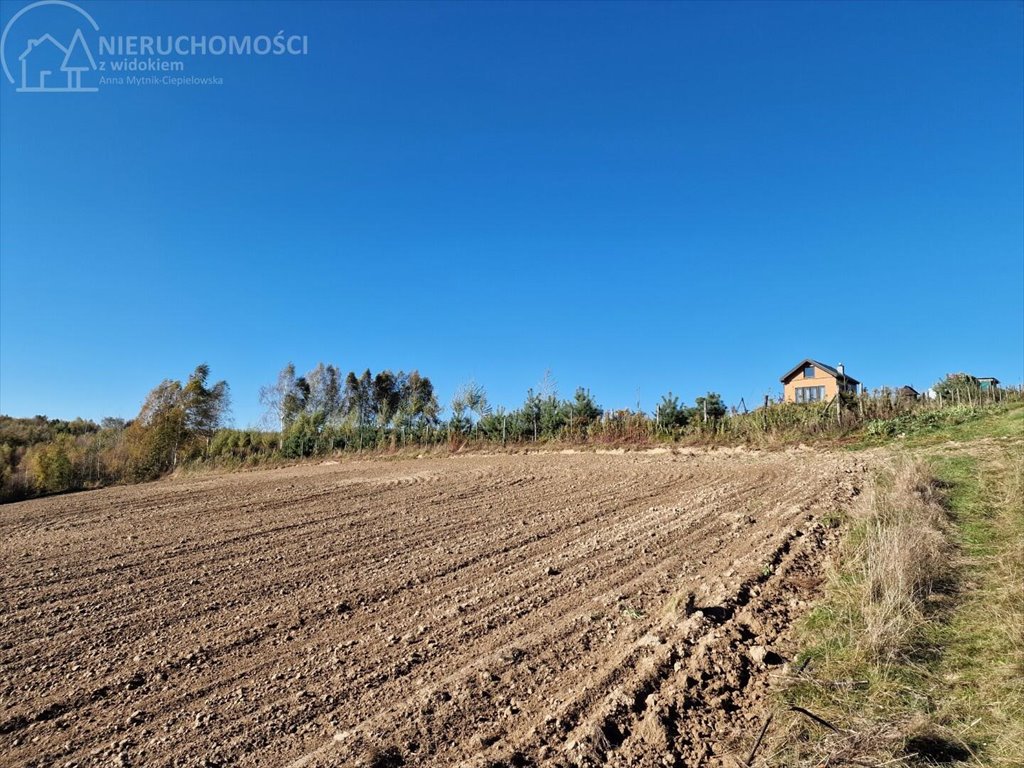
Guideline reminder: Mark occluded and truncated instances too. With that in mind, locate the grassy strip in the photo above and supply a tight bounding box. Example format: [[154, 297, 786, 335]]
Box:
[[765, 408, 1023, 766], [923, 447, 1024, 765]]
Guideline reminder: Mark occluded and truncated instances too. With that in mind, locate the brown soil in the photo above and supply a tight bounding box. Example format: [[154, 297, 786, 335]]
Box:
[[0, 450, 866, 767]]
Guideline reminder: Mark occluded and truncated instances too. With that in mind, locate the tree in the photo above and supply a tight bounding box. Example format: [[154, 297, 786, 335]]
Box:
[[287, 376, 311, 424], [655, 392, 690, 431], [521, 371, 565, 438], [125, 365, 230, 477], [538, 393, 564, 438], [569, 387, 598, 436], [397, 371, 439, 428], [694, 392, 727, 423], [260, 363, 306, 429], [372, 370, 404, 426], [182, 364, 231, 447], [27, 436, 77, 494], [521, 388, 543, 441], [570, 387, 602, 428], [451, 380, 490, 433], [306, 363, 342, 421], [933, 373, 981, 404], [339, 369, 376, 447], [125, 378, 184, 478], [61, 29, 94, 88], [100, 417, 127, 432], [342, 370, 375, 426]]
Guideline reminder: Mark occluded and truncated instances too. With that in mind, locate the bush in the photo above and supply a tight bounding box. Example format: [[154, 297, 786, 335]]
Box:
[[282, 412, 327, 457], [866, 405, 981, 439]]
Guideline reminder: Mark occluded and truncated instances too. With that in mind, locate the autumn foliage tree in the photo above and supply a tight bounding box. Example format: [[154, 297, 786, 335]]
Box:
[[125, 365, 230, 479]]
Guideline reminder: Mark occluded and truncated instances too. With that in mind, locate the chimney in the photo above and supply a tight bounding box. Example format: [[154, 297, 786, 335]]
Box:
[[837, 362, 845, 376]]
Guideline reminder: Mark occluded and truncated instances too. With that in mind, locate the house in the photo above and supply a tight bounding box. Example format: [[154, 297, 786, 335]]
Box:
[[977, 377, 999, 392], [896, 385, 920, 401], [18, 34, 66, 91], [780, 359, 860, 404]]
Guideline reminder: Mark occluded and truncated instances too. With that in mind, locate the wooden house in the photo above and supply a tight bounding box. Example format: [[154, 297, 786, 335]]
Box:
[[780, 359, 860, 404]]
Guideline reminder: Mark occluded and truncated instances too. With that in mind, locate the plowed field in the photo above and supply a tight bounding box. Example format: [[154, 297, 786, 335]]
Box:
[[1, 450, 866, 767]]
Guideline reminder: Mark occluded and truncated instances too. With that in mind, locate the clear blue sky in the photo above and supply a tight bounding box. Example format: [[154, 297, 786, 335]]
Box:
[[1, 0, 1022, 426]]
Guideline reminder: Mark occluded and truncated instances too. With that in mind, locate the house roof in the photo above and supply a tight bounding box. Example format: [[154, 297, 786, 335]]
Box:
[[19, 33, 68, 61], [779, 358, 861, 385], [977, 377, 999, 383], [897, 385, 920, 395]]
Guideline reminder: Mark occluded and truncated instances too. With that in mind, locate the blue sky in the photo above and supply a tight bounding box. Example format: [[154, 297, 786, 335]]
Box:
[[1, 0, 1021, 426]]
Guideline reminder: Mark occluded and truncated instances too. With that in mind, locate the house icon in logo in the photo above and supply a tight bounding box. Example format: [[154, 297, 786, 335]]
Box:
[[18, 27, 96, 92]]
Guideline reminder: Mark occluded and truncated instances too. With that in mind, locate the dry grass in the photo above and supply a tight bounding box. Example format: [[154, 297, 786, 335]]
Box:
[[763, 458, 955, 766], [929, 445, 1024, 766], [766, 409, 1024, 768], [856, 461, 951, 660]]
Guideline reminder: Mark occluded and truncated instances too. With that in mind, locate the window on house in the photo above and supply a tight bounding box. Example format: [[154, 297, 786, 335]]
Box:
[[803, 366, 815, 378], [795, 386, 825, 403]]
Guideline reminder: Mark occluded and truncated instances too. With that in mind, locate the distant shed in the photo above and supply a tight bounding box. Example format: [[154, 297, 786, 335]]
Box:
[[896, 385, 920, 401]]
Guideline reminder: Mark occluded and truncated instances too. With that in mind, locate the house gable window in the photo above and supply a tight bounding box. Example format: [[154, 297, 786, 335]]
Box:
[[803, 366, 815, 378], [795, 386, 826, 403]]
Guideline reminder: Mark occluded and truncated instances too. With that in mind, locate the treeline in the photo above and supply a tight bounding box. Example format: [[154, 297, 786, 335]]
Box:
[[1, 365, 1018, 503], [258, 363, 440, 455], [1, 365, 229, 501], [254, 365, 727, 449]]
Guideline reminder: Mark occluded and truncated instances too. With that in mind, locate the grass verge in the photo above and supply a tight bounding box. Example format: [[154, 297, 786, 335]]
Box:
[[764, 408, 1023, 766]]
